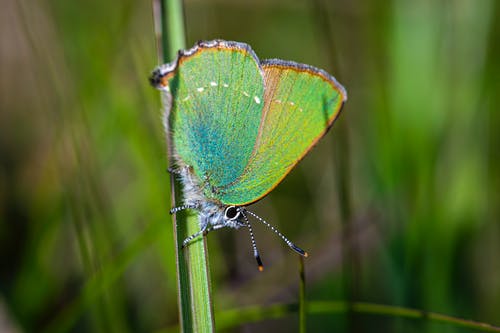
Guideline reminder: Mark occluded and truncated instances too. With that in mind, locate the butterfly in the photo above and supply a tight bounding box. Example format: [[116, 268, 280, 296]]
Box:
[[150, 40, 347, 270]]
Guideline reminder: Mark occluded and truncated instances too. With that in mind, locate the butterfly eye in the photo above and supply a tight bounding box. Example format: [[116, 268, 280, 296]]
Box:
[[224, 206, 240, 220]]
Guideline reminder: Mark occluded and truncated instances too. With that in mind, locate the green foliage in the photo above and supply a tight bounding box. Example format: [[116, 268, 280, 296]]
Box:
[[0, 0, 498, 332]]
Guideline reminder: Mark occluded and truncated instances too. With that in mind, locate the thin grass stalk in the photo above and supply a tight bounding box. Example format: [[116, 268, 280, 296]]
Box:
[[299, 256, 307, 333], [153, 0, 215, 332], [213, 301, 500, 332], [158, 300, 500, 333]]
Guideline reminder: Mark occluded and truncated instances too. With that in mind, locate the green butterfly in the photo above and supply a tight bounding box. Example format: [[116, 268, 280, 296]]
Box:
[[151, 40, 346, 269]]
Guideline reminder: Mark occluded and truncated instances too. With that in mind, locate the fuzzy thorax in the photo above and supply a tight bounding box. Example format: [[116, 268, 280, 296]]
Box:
[[176, 164, 246, 232]]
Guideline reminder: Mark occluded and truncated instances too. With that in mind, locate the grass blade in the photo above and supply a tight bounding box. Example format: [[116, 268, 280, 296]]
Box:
[[153, 0, 215, 331], [299, 256, 307, 333]]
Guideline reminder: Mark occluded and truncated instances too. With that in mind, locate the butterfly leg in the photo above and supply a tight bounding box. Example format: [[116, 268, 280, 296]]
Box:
[[181, 224, 228, 248], [170, 203, 199, 214], [204, 224, 227, 234], [181, 229, 205, 248]]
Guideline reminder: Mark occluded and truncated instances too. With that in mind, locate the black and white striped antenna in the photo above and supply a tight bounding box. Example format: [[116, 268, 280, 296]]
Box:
[[240, 209, 264, 271], [244, 209, 308, 258]]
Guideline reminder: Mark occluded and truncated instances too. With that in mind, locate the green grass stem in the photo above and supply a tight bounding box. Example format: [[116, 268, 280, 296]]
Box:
[[299, 256, 307, 333], [154, 0, 215, 332]]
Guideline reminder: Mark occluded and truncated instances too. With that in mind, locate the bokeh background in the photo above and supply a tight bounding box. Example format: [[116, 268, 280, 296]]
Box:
[[1, 0, 498, 332]]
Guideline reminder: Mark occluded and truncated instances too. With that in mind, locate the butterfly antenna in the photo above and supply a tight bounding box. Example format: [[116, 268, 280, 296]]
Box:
[[240, 209, 264, 271], [245, 210, 308, 257]]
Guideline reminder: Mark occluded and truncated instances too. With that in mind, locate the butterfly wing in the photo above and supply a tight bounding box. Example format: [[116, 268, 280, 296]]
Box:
[[152, 41, 265, 200], [218, 59, 347, 205]]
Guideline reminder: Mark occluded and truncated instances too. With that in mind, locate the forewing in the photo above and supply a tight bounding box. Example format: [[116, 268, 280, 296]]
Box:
[[154, 41, 265, 199], [219, 60, 347, 205]]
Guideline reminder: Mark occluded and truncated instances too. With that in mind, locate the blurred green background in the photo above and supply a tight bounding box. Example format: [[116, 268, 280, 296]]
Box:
[[1, 0, 498, 332]]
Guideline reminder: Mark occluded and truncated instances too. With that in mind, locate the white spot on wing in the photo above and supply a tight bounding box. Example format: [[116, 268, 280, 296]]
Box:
[[254, 96, 261, 104]]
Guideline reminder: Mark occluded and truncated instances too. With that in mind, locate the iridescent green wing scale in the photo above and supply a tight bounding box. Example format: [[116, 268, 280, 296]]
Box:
[[153, 41, 265, 200], [218, 59, 347, 205]]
